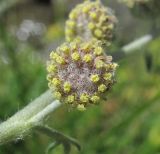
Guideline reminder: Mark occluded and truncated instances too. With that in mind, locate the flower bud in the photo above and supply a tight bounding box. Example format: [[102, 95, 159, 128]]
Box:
[[65, 0, 117, 45], [47, 39, 117, 111]]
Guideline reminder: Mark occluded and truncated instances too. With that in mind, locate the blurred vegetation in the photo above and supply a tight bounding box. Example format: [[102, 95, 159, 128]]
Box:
[[0, 0, 160, 154]]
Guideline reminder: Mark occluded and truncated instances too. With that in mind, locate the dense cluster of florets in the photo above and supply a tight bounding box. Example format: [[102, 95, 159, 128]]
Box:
[[65, 0, 117, 45], [47, 39, 117, 111]]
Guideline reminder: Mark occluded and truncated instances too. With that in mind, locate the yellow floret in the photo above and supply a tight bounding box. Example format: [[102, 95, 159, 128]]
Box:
[[54, 92, 62, 99], [94, 46, 103, 55], [71, 52, 80, 61], [83, 54, 92, 62], [47, 64, 56, 73], [52, 78, 61, 86], [50, 52, 59, 60], [107, 24, 114, 30], [67, 95, 75, 103], [77, 104, 86, 111], [106, 63, 118, 70], [100, 14, 108, 23], [60, 44, 70, 54], [90, 12, 97, 19], [112, 63, 118, 70], [56, 56, 65, 64], [103, 73, 112, 80], [69, 11, 77, 19], [98, 84, 107, 92], [95, 60, 104, 69], [82, 5, 91, 13], [91, 95, 100, 103], [65, 29, 74, 36], [81, 43, 91, 51], [66, 21, 76, 28], [88, 22, 95, 30], [94, 29, 103, 38], [90, 74, 100, 83], [80, 94, 89, 103], [63, 82, 71, 93]]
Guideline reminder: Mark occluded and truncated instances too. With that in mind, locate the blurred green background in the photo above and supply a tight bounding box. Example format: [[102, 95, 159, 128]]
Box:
[[0, 0, 160, 154]]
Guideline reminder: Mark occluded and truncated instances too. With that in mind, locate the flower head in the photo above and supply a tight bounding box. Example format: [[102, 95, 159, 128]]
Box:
[[47, 39, 118, 111], [65, 0, 117, 45]]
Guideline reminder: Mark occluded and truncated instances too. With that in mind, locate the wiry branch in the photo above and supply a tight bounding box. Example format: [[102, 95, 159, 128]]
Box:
[[111, 34, 154, 61]]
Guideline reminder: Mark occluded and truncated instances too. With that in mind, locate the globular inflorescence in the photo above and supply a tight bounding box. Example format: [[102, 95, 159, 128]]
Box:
[[47, 39, 118, 111], [65, 0, 117, 45]]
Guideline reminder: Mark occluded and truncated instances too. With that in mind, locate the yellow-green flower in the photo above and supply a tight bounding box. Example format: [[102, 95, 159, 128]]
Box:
[[47, 39, 117, 110], [65, 0, 117, 45]]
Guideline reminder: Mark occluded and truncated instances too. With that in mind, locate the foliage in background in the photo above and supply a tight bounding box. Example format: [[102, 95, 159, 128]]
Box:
[[0, 0, 160, 153]]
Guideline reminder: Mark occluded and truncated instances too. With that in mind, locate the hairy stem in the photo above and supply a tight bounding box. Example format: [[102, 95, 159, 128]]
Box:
[[0, 90, 61, 145], [9, 90, 55, 122], [122, 34, 153, 53], [111, 34, 154, 61]]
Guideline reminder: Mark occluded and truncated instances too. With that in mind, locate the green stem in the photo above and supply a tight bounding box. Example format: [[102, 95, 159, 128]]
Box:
[[9, 90, 54, 122], [111, 34, 154, 61], [122, 34, 153, 53], [0, 90, 61, 145]]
